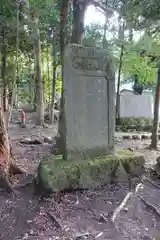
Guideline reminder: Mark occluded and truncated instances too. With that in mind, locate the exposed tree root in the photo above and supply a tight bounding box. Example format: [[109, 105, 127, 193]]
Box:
[[0, 148, 26, 194], [111, 183, 143, 222], [144, 176, 160, 190], [9, 161, 26, 175], [46, 210, 62, 230], [140, 196, 160, 218], [111, 192, 132, 223], [0, 170, 19, 196], [0, 104, 26, 194], [75, 232, 92, 239], [9, 147, 26, 175], [52, 136, 63, 155]]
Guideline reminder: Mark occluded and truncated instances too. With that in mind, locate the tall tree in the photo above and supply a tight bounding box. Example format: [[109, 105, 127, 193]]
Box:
[[116, 18, 125, 121], [0, 0, 26, 193], [54, 0, 69, 157], [151, 64, 160, 148], [71, 0, 88, 44], [33, 17, 44, 126], [1, 28, 7, 112], [50, 27, 57, 124]]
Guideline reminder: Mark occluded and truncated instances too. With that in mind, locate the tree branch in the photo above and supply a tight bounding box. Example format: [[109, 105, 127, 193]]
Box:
[[91, 0, 115, 15]]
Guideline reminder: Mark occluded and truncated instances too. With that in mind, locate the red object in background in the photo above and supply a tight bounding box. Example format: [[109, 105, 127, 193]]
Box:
[[20, 109, 26, 124]]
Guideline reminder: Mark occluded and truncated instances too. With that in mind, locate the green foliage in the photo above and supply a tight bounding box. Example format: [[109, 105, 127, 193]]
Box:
[[84, 23, 104, 46], [120, 34, 160, 89], [1, 0, 160, 106]]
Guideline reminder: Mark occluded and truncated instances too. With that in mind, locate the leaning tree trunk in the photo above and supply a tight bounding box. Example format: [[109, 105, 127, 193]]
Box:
[[151, 68, 160, 149], [0, 94, 25, 193], [33, 18, 44, 126]]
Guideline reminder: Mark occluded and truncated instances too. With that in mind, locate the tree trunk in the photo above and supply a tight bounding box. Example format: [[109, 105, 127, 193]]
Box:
[[129, 29, 133, 42], [151, 68, 160, 149], [8, 2, 19, 125], [28, 80, 32, 104], [0, 100, 12, 192], [50, 30, 57, 124], [0, 94, 25, 193], [13, 88, 18, 109], [33, 72, 38, 111], [46, 44, 51, 103], [1, 30, 7, 112], [54, 0, 69, 158], [116, 44, 124, 122], [102, 13, 108, 48], [71, 0, 87, 44], [33, 18, 44, 126], [28, 56, 33, 105], [116, 20, 125, 123]]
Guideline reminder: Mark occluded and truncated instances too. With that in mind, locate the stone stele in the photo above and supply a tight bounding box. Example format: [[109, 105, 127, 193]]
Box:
[[63, 44, 115, 160]]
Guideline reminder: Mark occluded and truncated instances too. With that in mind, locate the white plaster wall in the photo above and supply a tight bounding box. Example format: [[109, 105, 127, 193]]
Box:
[[120, 90, 153, 118]]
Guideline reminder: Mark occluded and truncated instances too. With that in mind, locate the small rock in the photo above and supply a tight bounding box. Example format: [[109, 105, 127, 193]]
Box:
[[75, 233, 90, 240], [27, 220, 32, 223], [29, 229, 34, 235], [142, 235, 152, 240], [44, 136, 52, 144], [127, 148, 134, 152], [44, 113, 49, 121], [122, 135, 132, 140], [132, 134, 141, 140], [23, 233, 29, 239], [124, 207, 128, 213], [30, 139, 42, 144], [141, 134, 150, 140], [20, 137, 32, 144]]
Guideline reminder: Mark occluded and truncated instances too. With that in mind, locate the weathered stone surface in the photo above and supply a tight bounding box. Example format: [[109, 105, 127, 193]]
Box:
[[114, 160, 129, 182], [37, 151, 145, 193], [119, 150, 145, 177], [63, 44, 115, 160]]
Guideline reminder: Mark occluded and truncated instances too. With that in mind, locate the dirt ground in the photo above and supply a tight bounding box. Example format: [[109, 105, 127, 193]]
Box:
[[1, 117, 160, 239]]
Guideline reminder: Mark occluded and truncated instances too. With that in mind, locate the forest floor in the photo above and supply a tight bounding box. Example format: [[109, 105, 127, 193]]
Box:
[[1, 114, 160, 239]]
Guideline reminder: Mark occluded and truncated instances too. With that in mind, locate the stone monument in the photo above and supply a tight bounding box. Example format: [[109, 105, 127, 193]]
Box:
[[63, 44, 115, 160]]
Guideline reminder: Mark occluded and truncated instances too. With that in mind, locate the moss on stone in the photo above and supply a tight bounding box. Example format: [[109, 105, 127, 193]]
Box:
[[37, 150, 145, 193]]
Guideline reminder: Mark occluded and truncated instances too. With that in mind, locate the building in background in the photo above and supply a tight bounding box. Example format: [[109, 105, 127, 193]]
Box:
[[120, 88, 153, 118]]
